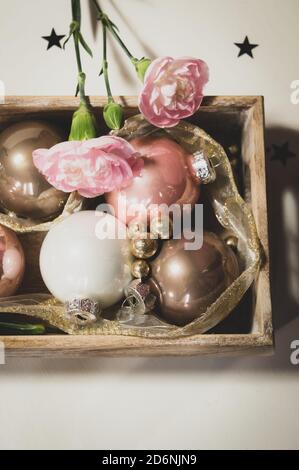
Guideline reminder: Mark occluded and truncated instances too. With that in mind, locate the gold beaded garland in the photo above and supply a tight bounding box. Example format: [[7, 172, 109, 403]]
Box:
[[131, 259, 151, 279], [228, 144, 239, 156], [130, 237, 158, 259], [225, 235, 238, 251]]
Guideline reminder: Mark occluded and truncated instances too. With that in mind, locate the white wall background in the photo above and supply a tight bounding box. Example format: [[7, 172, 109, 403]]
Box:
[[0, 0, 298, 450]]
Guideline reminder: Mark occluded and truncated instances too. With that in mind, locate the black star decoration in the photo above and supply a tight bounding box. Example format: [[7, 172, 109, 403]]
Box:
[[271, 142, 296, 166], [42, 28, 65, 50], [234, 36, 259, 58]]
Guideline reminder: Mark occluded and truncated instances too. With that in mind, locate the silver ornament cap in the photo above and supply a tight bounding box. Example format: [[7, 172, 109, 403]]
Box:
[[65, 298, 100, 325], [189, 150, 216, 184], [117, 279, 157, 321]]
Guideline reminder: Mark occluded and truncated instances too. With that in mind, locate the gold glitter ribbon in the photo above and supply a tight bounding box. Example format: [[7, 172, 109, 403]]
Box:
[[0, 192, 84, 233]]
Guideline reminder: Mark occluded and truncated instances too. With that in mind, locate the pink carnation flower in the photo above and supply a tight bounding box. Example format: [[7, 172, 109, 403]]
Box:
[[33, 136, 143, 198], [139, 56, 209, 128]]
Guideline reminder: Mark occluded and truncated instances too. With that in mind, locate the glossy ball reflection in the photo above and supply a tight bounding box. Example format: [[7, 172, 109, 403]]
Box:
[[0, 224, 25, 297], [149, 232, 239, 326], [0, 121, 68, 220], [40, 211, 133, 308], [106, 136, 199, 225]]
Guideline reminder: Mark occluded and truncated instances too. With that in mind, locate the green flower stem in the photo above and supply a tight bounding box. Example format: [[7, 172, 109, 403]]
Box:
[[65, 1, 97, 140], [65, 1, 91, 105], [74, 43, 87, 105], [102, 24, 113, 101], [106, 20, 134, 61], [74, 35, 83, 74], [72, 24, 87, 104], [92, 0, 135, 61]]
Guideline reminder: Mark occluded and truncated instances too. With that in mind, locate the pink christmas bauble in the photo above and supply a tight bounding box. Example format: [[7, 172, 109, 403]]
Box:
[[0, 225, 25, 297], [105, 136, 200, 225]]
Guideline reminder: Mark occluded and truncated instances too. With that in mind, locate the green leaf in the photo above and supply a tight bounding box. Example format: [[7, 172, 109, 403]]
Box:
[[63, 32, 72, 49], [108, 19, 119, 32], [72, 0, 81, 26], [78, 32, 93, 57], [0, 322, 46, 335], [98, 67, 103, 77], [63, 21, 79, 49]]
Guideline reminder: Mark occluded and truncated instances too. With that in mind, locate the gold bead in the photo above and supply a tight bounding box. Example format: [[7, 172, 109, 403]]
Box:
[[150, 215, 173, 239], [131, 260, 150, 279], [229, 158, 238, 168], [225, 235, 238, 251], [130, 237, 158, 259], [228, 144, 239, 156]]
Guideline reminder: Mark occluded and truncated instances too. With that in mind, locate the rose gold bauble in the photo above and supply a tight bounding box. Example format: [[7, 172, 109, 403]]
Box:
[[0, 224, 25, 297], [149, 232, 239, 326], [0, 121, 68, 220], [106, 136, 200, 225]]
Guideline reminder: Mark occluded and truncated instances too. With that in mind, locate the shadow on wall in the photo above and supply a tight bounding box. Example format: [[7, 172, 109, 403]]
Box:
[[205, 125, 299, 372], [88, 0, 155, 57], [265, 127, 299, 332]]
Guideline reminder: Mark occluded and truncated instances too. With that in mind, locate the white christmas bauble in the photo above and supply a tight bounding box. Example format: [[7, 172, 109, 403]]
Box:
[[40, 211, 132, 308]]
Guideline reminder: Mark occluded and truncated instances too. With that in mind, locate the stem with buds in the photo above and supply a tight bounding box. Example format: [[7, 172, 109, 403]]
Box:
[[64, 0, 93, 105], [92, 0, 135, 61]]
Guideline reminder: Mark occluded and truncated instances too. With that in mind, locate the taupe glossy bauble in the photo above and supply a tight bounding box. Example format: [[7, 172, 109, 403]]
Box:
[[0, 121, 68, 220], [0, 224, 25, 297], [149, 232, 239, 326]]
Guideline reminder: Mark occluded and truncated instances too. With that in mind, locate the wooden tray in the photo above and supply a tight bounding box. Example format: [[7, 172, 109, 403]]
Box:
[[0, 96, 273, 357]]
